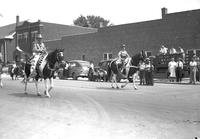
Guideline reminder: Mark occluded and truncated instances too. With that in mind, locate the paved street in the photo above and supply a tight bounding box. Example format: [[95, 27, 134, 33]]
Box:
[[0, 75, 200, 139]]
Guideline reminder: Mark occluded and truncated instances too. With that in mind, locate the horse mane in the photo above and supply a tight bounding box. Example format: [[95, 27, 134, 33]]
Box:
[[131, 53, 142, 66], [46, 49, 63, 62], [46, 49, 57, 62]]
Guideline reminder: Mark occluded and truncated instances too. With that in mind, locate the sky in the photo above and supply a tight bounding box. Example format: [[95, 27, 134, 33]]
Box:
[[0, 0, 200, 27]]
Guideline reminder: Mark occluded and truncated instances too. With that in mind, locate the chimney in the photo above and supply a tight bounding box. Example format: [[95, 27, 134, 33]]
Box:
[[16, 15, 19, 48], [161, 7, 167, 18], [16, 15, 19, 26]]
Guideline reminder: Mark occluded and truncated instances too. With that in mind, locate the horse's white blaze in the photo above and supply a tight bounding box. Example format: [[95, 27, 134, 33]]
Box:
[[60, 52, 64, 57]]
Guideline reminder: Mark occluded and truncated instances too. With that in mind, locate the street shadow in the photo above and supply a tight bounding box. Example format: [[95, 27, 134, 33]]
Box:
[[8, 93, 43, 98]]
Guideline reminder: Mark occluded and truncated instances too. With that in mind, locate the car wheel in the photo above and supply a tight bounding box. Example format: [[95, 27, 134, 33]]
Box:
[[128, 78, 133, 83], [116, 76, 121, 82], [58, 72, 62, 79], [72, 73, 77, 80], [88, 68, 93, 81]]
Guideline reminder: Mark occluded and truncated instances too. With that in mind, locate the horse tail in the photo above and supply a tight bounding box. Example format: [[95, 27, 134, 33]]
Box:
[[24, 62, 31, 78]]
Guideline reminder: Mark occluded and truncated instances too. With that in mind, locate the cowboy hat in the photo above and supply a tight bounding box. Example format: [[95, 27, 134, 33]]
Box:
[[36, 34, 43, 39], [121, 44, 126, 47]]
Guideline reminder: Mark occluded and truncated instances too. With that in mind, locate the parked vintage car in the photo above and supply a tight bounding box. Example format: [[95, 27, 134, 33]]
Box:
[[88, 66, 107, 82], [58, 60, 91, 80]]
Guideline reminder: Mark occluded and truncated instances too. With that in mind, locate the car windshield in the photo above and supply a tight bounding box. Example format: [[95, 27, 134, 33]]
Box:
[[79, 61, 90, 67]]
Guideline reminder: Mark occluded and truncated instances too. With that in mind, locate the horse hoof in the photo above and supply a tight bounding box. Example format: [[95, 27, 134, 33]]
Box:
[[24, 92, 28, 95], [37, 93, 41, 96], [45, 95, 51, 98], [111, 86, 115, 89], [121, 85, 124, 88], [116, 86, 119, 89], [134, 87, 138, 90], [44, 91, 47, 95]]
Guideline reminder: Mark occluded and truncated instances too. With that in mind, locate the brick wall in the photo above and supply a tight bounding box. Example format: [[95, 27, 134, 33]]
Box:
[[45, 9, 200, 65]]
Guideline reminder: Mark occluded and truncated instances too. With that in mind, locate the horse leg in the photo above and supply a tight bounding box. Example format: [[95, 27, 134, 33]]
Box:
[[121, 79, 129, 88], [0, 74, 3, 88], [133, 72, 138, 90], [24, 75, 28, 94], [35, 80, 41, 96], [44, 79, 50, 98], [111, 74, 115, 88], [113, 74, 119, 89], [48, 78, 54, 92]]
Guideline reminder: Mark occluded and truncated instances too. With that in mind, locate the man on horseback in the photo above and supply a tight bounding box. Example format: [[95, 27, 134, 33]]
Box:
[[30, 33, 47, 77], [117, 44, 130, 74]]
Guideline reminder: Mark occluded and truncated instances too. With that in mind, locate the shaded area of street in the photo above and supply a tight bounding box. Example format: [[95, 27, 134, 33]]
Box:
[[0, 76, 200, 139]]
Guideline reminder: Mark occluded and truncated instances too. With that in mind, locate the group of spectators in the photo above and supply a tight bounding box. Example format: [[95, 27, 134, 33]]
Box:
[[168, 55, 200, 84], [138, 58, 154, 86], [159, 45, 185, 55]]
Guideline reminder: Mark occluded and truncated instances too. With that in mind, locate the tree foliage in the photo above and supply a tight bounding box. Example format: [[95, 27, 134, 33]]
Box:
[[73, 15, 112, 28]]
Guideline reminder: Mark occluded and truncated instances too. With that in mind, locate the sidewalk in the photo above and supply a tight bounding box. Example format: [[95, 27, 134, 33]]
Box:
[[1, 73, 10, 78], [154, 77, 200, 85]]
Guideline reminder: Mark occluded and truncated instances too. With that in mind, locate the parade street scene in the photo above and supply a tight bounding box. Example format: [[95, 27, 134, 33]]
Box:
[[1, 0, 200, 139], [0, 75, 199, 139]]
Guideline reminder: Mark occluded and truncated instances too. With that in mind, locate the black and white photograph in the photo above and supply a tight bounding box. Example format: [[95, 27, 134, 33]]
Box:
[[0, 0, 200, 138]]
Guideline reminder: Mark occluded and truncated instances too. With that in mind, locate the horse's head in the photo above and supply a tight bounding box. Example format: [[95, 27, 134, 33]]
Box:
[[47, 49, 65, 66], [54, 49, 66, 67], [55, 49, 64, 62], [131, 50, 147, 66]]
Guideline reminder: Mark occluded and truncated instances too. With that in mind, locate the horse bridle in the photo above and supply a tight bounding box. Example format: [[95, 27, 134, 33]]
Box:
[[56, 51, 64, 63]]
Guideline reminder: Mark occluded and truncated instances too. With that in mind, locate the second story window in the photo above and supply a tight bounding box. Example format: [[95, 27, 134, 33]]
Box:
[[103, 53, 112, 60], [23, 32, 28, 43], [31, 31, 38, 42], [17, 33, 23, 45]]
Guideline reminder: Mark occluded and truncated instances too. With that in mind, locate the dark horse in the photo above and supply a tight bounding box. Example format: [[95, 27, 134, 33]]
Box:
[[107, 51, 146, 89], [24, 49, 65, 97], [10, 65, 24, 80]]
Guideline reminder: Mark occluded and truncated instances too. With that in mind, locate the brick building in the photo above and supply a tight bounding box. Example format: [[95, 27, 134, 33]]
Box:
[[0, 16, 97, 64], [1, 8, 200, 65], [46, 8, 200, 65]]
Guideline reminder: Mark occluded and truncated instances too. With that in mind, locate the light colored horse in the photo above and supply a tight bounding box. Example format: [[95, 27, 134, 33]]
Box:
[[107, 52, 146, 90]]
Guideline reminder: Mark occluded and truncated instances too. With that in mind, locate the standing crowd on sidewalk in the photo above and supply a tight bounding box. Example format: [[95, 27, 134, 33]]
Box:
[[138, 58, 154, 86], [167, 55, 200, 84]]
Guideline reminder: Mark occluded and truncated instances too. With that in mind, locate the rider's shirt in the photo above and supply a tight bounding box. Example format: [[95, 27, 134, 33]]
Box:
[[32, 42, 46, 54], [118, 50, 129, 60], [145, 63, 154, 71], [159, 47, 168, 55]]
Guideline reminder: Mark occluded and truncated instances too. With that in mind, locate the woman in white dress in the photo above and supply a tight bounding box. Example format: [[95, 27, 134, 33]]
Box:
[[168, 58, 177, 82]]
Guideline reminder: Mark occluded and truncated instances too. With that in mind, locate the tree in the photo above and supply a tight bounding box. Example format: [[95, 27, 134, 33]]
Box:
[[73, 15, 88, 27], [73, 15, 112, 28]]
